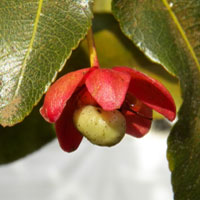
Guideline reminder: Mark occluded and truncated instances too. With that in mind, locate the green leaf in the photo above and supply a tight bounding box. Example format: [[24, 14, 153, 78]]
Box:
[[112, 0, 200, 199], [0, 100, 55, 164], [0, 0, 93, 127]]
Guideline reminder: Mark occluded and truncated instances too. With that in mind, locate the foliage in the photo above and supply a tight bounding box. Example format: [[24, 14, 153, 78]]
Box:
[[0, 1, 200, 199]]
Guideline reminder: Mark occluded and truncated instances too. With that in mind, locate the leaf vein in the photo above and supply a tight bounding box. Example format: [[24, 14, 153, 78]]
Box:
[[14, 0, 44, 97], [162, 0, 200, 70]]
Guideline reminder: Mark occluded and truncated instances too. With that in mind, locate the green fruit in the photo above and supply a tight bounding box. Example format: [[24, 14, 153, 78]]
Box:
[[73, 105, 126, 147]]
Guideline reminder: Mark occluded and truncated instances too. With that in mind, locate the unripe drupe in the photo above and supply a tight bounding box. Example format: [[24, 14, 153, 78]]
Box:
[[73, 105, 126, 147]]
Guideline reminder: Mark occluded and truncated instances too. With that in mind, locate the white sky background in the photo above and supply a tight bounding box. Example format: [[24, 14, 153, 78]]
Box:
[[0, 123, 173, 200]]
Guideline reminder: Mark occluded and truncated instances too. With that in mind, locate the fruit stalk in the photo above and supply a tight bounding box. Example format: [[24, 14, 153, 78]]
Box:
[[86, 28, 100, 68]]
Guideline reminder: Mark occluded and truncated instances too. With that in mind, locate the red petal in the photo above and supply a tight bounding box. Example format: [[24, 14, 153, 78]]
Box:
[[85, 68, 131, 110], [113, 67, 176, 121], [40, 68, 90, 123], [55, 96, 83, 152], [123, 103, 153, 137]]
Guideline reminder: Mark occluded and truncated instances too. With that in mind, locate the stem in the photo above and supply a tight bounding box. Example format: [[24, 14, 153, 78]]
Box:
[[87, 28, 100, 67]]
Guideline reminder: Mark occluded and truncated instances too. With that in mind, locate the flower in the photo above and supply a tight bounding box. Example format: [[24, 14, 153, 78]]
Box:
[[40, 66, 176, 152]]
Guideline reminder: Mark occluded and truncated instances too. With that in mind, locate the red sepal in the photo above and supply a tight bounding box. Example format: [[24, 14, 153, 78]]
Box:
[[40, 68, 90, 123], [55, 96, 83, 152], [113, 67, 176, 121], [86, 68, 131, 110], [123, 103, 152, 137]]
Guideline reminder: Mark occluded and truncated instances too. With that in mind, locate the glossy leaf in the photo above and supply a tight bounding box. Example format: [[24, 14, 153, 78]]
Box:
[[0, 101, 55, 164], [112, 1, 200, 199], [0, 0, 93, 126]]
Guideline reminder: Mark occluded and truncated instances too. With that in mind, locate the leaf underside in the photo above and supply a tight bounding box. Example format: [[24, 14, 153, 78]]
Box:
[[0, 0, 93, 126], [112, 0, 200, 199]]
